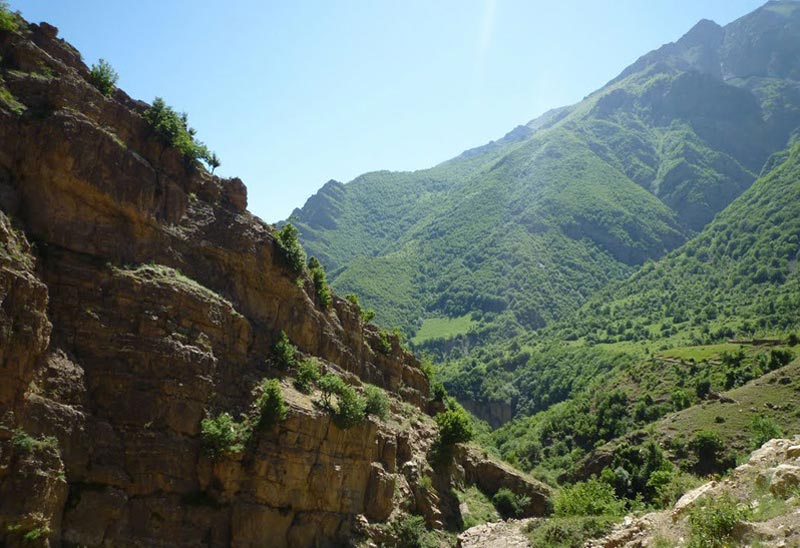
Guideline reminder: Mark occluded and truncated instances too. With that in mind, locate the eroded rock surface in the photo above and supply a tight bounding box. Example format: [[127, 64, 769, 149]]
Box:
[[0, 18, 550, 547]]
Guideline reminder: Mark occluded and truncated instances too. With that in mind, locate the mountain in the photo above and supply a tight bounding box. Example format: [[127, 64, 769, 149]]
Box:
[[0, 14, 549, 547], [291, 0, 800, 345]]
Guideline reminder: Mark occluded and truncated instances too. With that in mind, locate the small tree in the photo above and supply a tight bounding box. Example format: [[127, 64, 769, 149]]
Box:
[[89, 59, 119, 97], [200, 412, 248, 457], [207, 152, 221, 173], [364, 384, 389, 419], [334, 384, 367, 429], [435, 407, 474, 446], [273, 331, 296, 369], [318, 373, 345, 409], [255, 379, 287, 428], [294, 358, 321, 393], [275, 223, 306, 272], [0, 1, 20, 32], [308, 257, 331, 309]]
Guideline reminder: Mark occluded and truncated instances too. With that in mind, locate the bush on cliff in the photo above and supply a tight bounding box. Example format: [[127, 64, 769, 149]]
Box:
[[273, 330, 297, 369], [255, 379, 287, 428], [308, 256, 331, 309], [200, 412, 248, 457], [89, 59, 118, 96], [275, 223, 306, 273], [434, 405, 474, 447], [143, 97, 217, 167], [364, 384, 389, 419], [294, 358, 321, 393]]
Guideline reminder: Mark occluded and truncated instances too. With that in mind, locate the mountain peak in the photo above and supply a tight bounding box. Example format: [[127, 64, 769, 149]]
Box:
[[677, 18, 723, 49]]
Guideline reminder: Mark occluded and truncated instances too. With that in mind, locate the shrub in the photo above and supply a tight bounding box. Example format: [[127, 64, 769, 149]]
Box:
[[318, 373, 345, 409], [294, 358, 321, 393], [364, 384, 389, 419], [526, 516, 617, 548], [143, 97, 216, 165], [430, 381, 447, 402], [695, 379, 711, 399], [749, 414, 783, 449], [375, 329, 392, 355], [89, 59, 118, 96], [647, 469, 701, 508], [0, 1, 20, 32], [307, 257, 331, 309], [11, 428, 58, 453], [554, 478, 625, 517], [255, 379, 287, 428], [687, 492, 749, 548], [768, 348, 793, 370], [275, 223, 306, 272], [788, 333, 799, 347], [671, 389, 691, 411], [200, 412, 248, 457], [492, 487, 531, 519], [387, 514, 437, 548], [207, 151, 221, 173], [273, 331, 297, 369], [435, 406, 474, 446], [691, 430, 728, 475], [334, 384, 367, 429], [345, 293, 375, 323]]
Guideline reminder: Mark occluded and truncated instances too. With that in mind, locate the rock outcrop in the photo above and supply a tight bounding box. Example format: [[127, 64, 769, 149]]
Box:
[[0, 17, 550, 547]]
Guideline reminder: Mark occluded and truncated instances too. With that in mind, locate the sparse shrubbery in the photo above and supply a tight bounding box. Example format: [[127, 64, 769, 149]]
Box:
[[748, 414, 782, 449], [376, 329, 392, 355], [255, 379, 287, 429], [11, 428, 58, 453], [307, 256, 331, 309], [554, 478, 625, 517], [200, 412, 249, 457], [491, 487, 531, 519], [333, 383, 367, 429], [318, 373, 346, 409], [316, 373, 374, 428], [687, 492, 749, 548], [345, 293, 375, 323], [143, 97, 218, 167], [275, 223, 306, 272], [526, 515, 618, 548], [0, 1, 20, 32], [89, 58, 118, 96], [294, 358, 321, 393], [364, 384, 389, 419], [273, 331, 297, 369], [386, 514, 437, 548]]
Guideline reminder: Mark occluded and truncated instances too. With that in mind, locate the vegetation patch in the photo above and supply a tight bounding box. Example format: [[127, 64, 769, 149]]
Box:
[[89, 58, 118, 96], [143, 97, 218, 167], [411, 314, 476, 345]]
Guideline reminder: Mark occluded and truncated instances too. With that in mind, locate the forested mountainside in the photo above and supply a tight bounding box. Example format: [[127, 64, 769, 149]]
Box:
[[0, 12, 551, 547], [291, 0, 800, 343]]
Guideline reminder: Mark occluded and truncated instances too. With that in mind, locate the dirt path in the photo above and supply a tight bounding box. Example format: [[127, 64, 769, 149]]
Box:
[[457, 518, 536, 548]]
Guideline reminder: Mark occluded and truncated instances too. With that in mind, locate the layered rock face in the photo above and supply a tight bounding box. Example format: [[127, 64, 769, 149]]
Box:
[[0, 19, 549, 547]]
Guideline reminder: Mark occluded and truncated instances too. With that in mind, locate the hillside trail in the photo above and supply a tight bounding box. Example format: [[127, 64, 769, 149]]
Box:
[[457, 518, 536, 547]]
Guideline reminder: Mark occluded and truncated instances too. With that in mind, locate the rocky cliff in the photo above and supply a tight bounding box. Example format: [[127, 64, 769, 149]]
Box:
[[0, 18, 549, 547]]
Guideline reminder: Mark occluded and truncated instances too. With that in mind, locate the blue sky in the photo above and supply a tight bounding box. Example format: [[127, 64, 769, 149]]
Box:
[[14, 0, 765, 223]]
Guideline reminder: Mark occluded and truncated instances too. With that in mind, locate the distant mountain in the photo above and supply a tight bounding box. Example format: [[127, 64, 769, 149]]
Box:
[[290, 1, 800, 343]]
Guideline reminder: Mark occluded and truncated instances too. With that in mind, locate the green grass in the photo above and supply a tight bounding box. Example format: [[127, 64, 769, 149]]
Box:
[[658, 343, 741, 361], [411, 314, 476, 345], [454, 486, 500, 529]]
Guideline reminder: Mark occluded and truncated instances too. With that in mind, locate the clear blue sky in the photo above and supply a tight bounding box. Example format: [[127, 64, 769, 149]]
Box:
[[14, 0, 765, 223]]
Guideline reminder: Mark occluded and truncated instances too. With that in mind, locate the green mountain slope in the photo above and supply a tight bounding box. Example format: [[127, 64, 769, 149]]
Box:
[[291, 1, 800, 341], [565, 135, 800, 345]]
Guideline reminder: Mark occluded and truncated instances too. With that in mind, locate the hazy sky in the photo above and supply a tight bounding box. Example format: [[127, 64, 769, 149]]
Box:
[[14, 0, 765, 223]]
